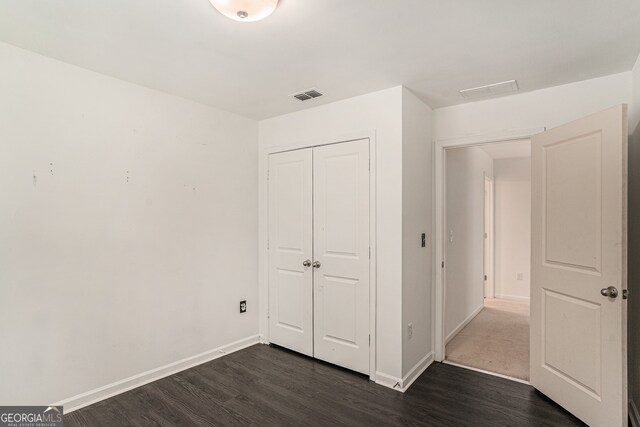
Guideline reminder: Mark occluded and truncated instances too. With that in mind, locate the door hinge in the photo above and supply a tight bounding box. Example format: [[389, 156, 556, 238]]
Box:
[[484, 275, 487, 281], [623, 289, 629, 300], [369, 334, 370, 346], [267, 170, 270, 180], [441, 261, 445, 268]]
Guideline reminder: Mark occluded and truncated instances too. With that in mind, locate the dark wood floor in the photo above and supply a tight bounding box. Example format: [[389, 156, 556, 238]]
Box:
[[64, 344, 583, 426]]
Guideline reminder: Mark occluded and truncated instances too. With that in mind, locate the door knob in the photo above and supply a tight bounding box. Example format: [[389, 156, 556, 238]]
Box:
[[600, 286, 619, 298], [303, 259, 312, 267], [312, 261, 321, 269]]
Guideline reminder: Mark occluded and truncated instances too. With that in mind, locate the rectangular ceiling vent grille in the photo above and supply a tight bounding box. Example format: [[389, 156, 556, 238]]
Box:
[[291, 88, 324, 101], [460, 80, 519, 99]]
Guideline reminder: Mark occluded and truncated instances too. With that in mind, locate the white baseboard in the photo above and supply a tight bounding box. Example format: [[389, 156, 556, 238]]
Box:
[[445, 304, 484, 344], [494, 294, 530, 302], [401, 352, 434, 392], [375, 371, 403, 391], [630, 399, 640, 427], [375, 352, 434, 393], [55, 334, 262, 414]]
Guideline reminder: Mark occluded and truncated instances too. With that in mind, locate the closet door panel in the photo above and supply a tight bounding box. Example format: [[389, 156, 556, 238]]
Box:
[[268, 149, 313, 356], [313, 139, 370, 374]]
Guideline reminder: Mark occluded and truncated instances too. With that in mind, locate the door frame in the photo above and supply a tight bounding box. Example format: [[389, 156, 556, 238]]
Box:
[[259, 131, 377, 381], [433, 128, 544, 362], [484, 174, 495, 299]]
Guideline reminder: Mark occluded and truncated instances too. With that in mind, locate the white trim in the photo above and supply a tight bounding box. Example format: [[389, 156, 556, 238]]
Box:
[[630, 399, 640, 427], [493, 294, 531, 302], [368, 136, 378, 382], [483, 174, 495, 299], [445, 304, 484, 344], [435, 128, 543, 148], [375, 352, 434, 393], [259, 131, 378, 382], [401, 352, 434, 392], [433, 127, 544, 362], [442, 360, 530, 385], [375, 371, 403, 391], [55, 335, 261, 413]]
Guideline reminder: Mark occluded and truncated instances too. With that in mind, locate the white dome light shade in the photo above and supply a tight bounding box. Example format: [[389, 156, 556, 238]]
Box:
[[209, 0, 279, 22]]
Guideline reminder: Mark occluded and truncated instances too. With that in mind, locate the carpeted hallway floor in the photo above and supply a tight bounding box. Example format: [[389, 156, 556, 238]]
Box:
[[445, 298, 530, 381]]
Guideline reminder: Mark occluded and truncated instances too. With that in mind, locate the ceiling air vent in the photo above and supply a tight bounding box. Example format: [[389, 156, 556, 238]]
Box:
[[291, 88, 324, 102], [459, 80, 519, 100]]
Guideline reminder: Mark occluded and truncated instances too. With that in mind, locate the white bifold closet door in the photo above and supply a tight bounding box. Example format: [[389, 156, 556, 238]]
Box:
[[268, 139, 370, 375]]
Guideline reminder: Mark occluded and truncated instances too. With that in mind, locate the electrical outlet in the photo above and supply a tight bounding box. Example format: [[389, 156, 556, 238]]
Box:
[[517, 273, 524, 281], [408, 323, 413, 340], [239, 300, 247, 313]]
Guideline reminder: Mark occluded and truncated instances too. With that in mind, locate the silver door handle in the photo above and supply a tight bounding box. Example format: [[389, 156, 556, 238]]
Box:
[[600, 286, 618, 298], [303, 259, 312, 267], [312, 261, 321, 269]]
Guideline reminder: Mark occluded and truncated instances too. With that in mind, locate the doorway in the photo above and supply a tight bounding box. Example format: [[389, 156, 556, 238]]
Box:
[[441, 140, 532, 381], [434, 105, 628, 426]]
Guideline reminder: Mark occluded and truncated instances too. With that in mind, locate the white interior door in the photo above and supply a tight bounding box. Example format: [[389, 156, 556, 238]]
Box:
[[268, 149, 313, 356], [530, 105, 627, 426], [312, 139, 370, 375]]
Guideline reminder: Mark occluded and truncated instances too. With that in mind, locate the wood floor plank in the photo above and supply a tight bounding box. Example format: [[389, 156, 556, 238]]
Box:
[[63, 344, 585, 426]]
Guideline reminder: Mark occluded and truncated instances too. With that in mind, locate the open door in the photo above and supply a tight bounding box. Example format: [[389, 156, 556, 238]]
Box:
[[530, 105, 628, 426]]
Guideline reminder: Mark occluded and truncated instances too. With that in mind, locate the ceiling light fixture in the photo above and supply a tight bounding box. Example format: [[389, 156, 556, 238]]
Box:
[[208, 0, 279, 22]]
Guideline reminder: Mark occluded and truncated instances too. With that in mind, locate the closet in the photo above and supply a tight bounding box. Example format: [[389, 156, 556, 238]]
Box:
[[267, 139, 370, 374]]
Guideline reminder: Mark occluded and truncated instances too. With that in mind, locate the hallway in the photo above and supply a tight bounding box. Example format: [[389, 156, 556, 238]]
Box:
[[446, 298, 530, 381]]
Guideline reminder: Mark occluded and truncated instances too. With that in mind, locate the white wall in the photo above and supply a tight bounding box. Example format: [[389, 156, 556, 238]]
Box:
[[0, 42, 259, 405], [258, 87, 404, 380], [494, 157, 531, 302], [401, 88, 433, 377], [444, 147, 493, 340], [628, 52, 640, 425], [434, 72, 631, 141]]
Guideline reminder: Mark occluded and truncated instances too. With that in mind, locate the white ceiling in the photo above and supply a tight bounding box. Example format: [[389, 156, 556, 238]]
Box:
[[480, 139, 530, 160], [1, 0, 639, 120]]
